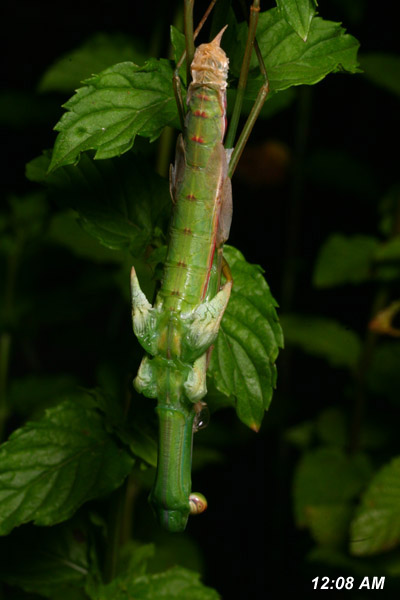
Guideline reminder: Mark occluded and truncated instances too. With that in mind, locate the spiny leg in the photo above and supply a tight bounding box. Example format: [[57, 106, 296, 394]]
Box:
[[225, 0, 270, 178]]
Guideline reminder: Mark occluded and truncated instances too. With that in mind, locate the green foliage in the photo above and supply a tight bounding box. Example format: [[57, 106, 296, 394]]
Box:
[[27, 151, 170, 256], [38, 33, 147, 94], [351, 457, 400, 556], [49, 60, 180, 171], [208, 246, 283, 430], [48, 8, 359, 175], [276, 0, 318, 41], [0, 517, 93, 598], [87, 566, 220, 600], [281, 314, 361, 368], [231, 9, 360, 90], [0, 398, 134, 535], [294, 448, 372, 547], [313, 234, 379, 288]]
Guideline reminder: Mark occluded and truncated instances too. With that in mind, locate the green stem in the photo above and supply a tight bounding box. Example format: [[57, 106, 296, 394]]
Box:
[[184, 0, 195, 83], [225, 0, 260, 150], [350, 287, 388, 454]]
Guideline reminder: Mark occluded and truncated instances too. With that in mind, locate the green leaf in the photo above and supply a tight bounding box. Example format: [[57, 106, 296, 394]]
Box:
[[294, 447, 371, 526], [313, 234, 379, 288], [307, 504, 353, 548], [49, 59, 179, 171], [87, 388, 158, 468], [360, 53, 400, 98], [316, 408, 347, 448], [281, 314, 361, 368], [230, 9, 360, 94], [26, 151, 170, 255], [276, 0, 317, 41], [87, 566, 220, 600], [351, 457, 400, 556], [0, 398, 134, 535], [170, 26, 187, 85], [0, 517, 93, 598], [38, 33, 146, 94], [208, 246, 283, 431], [294, 447, 372, 547], [375, 236, 400, 263], [48, 210, 127, 263]]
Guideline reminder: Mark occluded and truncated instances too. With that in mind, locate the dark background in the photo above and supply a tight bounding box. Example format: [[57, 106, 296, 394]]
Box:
[[1, 0, 399, 598]]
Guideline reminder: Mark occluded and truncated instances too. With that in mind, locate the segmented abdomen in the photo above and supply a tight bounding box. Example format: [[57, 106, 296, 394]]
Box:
[[158, 34, 229, 313]]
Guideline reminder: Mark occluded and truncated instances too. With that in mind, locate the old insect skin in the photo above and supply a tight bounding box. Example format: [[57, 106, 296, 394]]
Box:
[[131, 29, 232, 532]]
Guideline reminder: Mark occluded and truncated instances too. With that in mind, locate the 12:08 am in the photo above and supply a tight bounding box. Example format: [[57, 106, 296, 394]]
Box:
[[312, 576, 385, 590]]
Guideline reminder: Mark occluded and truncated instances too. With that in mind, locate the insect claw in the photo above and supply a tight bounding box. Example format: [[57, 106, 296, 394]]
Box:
[[183, 281, 232, 356]]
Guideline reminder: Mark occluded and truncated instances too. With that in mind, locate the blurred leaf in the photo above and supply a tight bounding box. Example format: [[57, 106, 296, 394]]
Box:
[[144, 534, 204, 576], [313, 234, 379, 288], [87, 566, 220, 599], [285, 421, 314, 449], [367, 341, 400, 402], [281, 314, 361, 368], [87, 388, 158, 468], [208, 246, 283, 431], [48, 59, 179, 171], [48, 211, 127, 263], [8, 374, 80, 417], [294, 448, 372, 548], [276, 0, 317, 41], [0, 398, 134, 535], [375, 236, 400, 263], [294, 447, 372, 527], [0, 517, 93, 598], [38, 33, 146, 93], [118, 543, 155, 579], [360, 53, 400, 98], [0, 193, 49, 258], [307, 504, 353, 547], [230, 10, 360, 93], [26, 151, 170, 256], [316, 407, 347, 447], [351, 457, 400, 556]]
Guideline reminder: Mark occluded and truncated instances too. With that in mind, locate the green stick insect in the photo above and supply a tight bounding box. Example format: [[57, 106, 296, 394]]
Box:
[[131, 0, 269, 532]]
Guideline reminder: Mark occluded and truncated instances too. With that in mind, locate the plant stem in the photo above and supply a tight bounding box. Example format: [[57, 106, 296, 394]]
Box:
[[184, 0, 195, 83], [350, 286, 388, 454], [103, 480, 128, 583]]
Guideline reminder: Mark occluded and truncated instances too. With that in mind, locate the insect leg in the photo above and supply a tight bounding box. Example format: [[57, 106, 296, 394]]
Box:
[[225, 0, 270, 178]]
